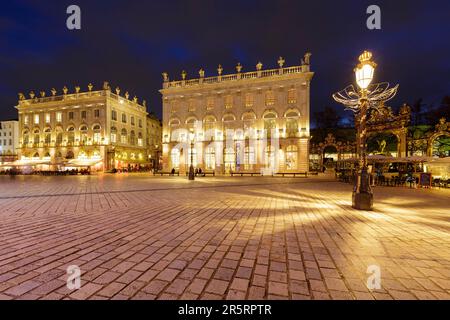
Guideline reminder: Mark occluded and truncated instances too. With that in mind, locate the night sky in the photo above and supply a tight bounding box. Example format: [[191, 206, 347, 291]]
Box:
[[1, 0, 449, 124]]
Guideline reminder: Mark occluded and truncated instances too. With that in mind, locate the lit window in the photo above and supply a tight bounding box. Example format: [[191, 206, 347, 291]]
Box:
[[110, 127, 117, 143], [93, 132, 101, 144], [94, 109, 100, 118], [206, 97, 214, 110], [121, 129, 127, 143], [81, 111, 87, 119], [34, 114, 40, 125], [131, 116, 135, 126], [24, 116, 29, 125], [68, 112, 74, 120], [188, 99, 196, 112], [171, 148, 180, 169], [244, 146, 255, 170], [265, 91, 275, 106], [288, 89, 297, 104], [111, 110, 117, 121], [225, 95, 233, 109], [122, 113, 127, 123], [56, 112, 62, 122], [205, 147, 215, 170], [45, 113, 51, 123], [245, 93, 253, 107], [286, 145, 298, 170]]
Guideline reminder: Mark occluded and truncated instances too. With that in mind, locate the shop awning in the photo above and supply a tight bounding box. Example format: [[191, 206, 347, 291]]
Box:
[[65, 159, 102, 167], [0, 160, 52, 167]]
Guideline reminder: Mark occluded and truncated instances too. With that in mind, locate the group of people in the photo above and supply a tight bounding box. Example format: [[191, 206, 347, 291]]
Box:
[[0, 168, 92, 176]]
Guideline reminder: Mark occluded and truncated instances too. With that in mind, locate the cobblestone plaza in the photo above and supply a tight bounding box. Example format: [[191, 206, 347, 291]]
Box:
[[0, 175, 449, 300]]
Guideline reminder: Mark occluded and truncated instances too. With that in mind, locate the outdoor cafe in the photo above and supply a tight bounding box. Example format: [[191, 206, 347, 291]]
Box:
[[335, 155, 450, 189]]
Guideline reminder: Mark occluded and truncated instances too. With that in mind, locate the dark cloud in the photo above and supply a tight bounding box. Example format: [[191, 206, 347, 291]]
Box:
[[0, 0, 449, 121]]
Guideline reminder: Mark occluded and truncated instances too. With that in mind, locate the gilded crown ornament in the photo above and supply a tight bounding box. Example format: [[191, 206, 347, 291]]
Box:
[[133, 96, 138, 103], [199, 68, 205, 78], [236, 63, 242, 73], [277, 56, 285, 68], [162, 72, 169, 82], [256, 62, 263, 71], [88, 83, 93, 91], [75, 86, 81, 93], [181, 70, 187, 80]]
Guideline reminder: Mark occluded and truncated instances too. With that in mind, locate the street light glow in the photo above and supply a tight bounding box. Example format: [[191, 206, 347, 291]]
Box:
[[354, 50, 377, 90]]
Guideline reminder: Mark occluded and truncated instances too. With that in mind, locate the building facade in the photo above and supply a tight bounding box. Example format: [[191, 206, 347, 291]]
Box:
[[0, 120, 19, 163], [160, 54, 314, 174], [146, 113, 162, 170], [15, 82, 151, 171]]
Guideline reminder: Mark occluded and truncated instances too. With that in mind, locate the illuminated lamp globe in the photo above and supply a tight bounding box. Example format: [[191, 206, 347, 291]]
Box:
[[354, 51, 377, 90]]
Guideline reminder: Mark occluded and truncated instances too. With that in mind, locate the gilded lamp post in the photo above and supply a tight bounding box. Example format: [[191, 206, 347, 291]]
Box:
[[333, 51, 398, 210], [188, 130, 195, 180]]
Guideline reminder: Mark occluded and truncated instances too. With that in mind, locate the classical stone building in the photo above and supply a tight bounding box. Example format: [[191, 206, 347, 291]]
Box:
[[0, 120, 19, 163], [15, 82, 152, 171], [146, 113, 162, 170], [160, 55, 314, 174]]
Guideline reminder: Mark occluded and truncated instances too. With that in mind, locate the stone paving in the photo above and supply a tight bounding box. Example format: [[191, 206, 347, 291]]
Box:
[[0, 174, 449, 300]]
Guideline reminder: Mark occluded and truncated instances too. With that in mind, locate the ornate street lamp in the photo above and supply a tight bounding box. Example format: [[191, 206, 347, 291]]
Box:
[[333, 51, 398, 210], [188, 130, 195, 180]]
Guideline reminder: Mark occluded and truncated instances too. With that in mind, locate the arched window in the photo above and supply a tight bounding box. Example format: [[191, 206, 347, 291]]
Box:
[[263, 112, 277, 138], [186, 117, 198, 132], [55, 151, 63, 159], [44, 130, 51, 144], [224, 147, 236, 172], [205, 146, 215, 170], [203, 115, 216, 138], [223, 113, 236, 122], [265, 146, 276, 169], [169, 119, 180, 127], [93, 125, 101, 144], [130, 130, 136, 145], [138, 132, 143, 146], [80, 125, 88, 144], [121, 128, 127, 144], [110, 127, 117, 143], [33, 129, 40, 145], [285, 110, 300, 138], [23, 131, 29, 145], [244, 146, 255, 170], [43, 152, 51, 159], [32, 152, 40, 159], [285, 145, 298, 170], [171, 148, 180, 170], [65, 126, 75, 145]]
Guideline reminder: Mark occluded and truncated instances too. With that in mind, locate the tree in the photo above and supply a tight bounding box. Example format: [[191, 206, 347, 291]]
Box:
[[314, 106, 342, 129], [412, 98, 424, 126]]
